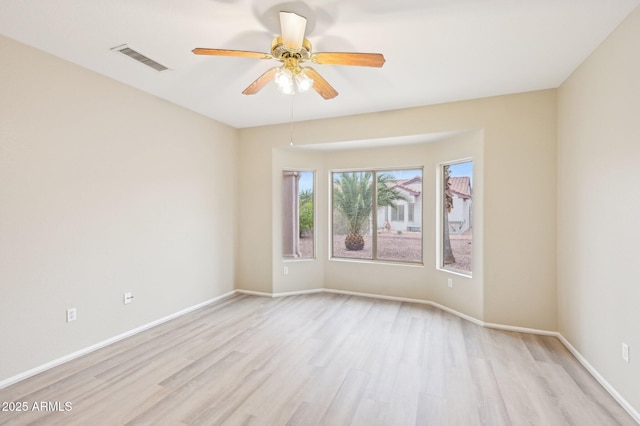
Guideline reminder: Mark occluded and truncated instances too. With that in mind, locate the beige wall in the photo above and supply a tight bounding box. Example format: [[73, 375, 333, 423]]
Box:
[[0, 35, 238, 381], [239, 89, 557, 331], [558, 6, 640, 413], [272, 148, 325, 294]]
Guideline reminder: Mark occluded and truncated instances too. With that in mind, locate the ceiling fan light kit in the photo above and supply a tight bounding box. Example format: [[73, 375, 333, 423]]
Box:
[[192, 11, 385, 100], [275, 65, 313, 95]]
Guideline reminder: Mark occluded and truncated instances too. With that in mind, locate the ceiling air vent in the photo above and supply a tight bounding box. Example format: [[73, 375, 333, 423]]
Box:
[[111, 44, 168, 72]]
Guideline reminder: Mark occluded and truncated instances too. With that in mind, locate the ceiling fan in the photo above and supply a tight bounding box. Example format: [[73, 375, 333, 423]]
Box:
[[192, 12, 385, 100]]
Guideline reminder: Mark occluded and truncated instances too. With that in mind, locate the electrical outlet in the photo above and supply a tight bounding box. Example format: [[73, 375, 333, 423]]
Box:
[[622, 343, 630, 363], [66, 308, 77, 323], [123, 292, 134, 305], [447, 278, 453, 288], [283, 267, 289, 275]]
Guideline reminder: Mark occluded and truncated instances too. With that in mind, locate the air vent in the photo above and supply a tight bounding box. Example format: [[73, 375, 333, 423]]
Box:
[[111, 44, 168, 72]]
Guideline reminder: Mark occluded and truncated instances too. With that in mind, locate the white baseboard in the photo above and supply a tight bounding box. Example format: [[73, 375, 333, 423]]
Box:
[[274, 289, 324, 297], [483, 322, 559, 337], [0, 290, 237, 390], [324, 288, 431, 305], [236, 289, 273, 297], [237, 288, 324, 298], [556, 334, 640, 423], [428, 300, 485, 327]]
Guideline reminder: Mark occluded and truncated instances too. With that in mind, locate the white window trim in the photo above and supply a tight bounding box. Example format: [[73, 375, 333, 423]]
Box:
[[435, 158, 473, 277], [329, 166, 424, 265], [282, 168, 317, 262]]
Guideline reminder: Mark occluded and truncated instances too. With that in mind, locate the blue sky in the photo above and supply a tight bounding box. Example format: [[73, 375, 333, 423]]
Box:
[[449, 161, 472, 178], [299, 171, 314, 192], [449, 161, 473, 186]]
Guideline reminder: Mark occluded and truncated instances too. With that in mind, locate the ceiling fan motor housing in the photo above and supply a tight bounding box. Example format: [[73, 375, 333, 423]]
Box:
[[271, 36, 312, 62]]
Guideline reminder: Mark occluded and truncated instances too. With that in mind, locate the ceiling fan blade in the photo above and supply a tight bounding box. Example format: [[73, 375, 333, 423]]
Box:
[[242, 67, 279, 95], [305, 67, 338, 100], [192, 48, 271, 60], [311, 52, 385, 68], [279, 12, 307, 50]]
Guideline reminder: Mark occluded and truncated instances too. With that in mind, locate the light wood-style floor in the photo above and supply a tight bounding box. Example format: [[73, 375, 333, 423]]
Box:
[[0, 293, 635, 425]]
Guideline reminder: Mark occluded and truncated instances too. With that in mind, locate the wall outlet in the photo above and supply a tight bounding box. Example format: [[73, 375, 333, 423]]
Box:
[[66, 308, 77, 323], [447, 278, 453, 288], [622, 343, 630, 363], [283, 267, 289, 275], [123, 292, 134, 305]]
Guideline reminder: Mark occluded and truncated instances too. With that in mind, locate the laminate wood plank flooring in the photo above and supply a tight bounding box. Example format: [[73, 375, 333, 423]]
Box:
[[0, 293, 636, 425]]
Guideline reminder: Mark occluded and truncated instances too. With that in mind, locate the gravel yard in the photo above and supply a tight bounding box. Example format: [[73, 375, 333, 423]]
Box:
[[332, 232, 423, 263], [299, 231, 472, 274], [299, 235, 314, 258], [447, 234, 472, 273]]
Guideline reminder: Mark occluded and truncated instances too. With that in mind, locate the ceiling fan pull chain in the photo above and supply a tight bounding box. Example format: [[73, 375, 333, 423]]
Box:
[[290, 95, 295, 146]]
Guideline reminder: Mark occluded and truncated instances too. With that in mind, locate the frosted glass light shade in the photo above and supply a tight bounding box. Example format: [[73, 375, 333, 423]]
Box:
[[274, 66, 312, 95]]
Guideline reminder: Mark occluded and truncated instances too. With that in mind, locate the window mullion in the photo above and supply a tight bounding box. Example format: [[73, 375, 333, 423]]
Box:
[[372, 170, 378, 260]]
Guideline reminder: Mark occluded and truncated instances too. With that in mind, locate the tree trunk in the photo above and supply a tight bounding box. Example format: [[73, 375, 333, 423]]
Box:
[[345, 233, 365, 251], [443, 208, 456, 265]]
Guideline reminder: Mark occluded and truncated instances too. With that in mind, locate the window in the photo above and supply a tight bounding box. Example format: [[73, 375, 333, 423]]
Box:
[[391, 205, 404, 222], [332, 168, 422, 263], [408, 203, 415, 222], [441, 161, 473, 274], [282, 170, 314, 259]]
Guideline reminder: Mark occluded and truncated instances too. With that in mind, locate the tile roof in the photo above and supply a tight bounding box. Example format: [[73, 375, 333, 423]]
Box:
[[392, 176, 422, 196], [449, 176, 472, 198]]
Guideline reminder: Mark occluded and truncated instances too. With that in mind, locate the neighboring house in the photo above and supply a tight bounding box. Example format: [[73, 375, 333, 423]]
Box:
[[447, 176, 472, 234], [377, 176, 423, 232]]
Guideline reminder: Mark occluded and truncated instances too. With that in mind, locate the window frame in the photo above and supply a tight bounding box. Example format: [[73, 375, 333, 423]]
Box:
[[391, 205, 405, 222], [330, 166, 424, 265], [436, 159, 473, 277], [282, 169, 316, 261]]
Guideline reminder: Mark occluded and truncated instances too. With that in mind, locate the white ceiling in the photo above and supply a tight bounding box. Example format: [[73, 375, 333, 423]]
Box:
[[1, 0, 638, 129]]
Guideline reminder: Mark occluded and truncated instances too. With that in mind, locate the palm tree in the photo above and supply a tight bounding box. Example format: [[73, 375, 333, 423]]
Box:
[[333, 172, 406, 251]]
